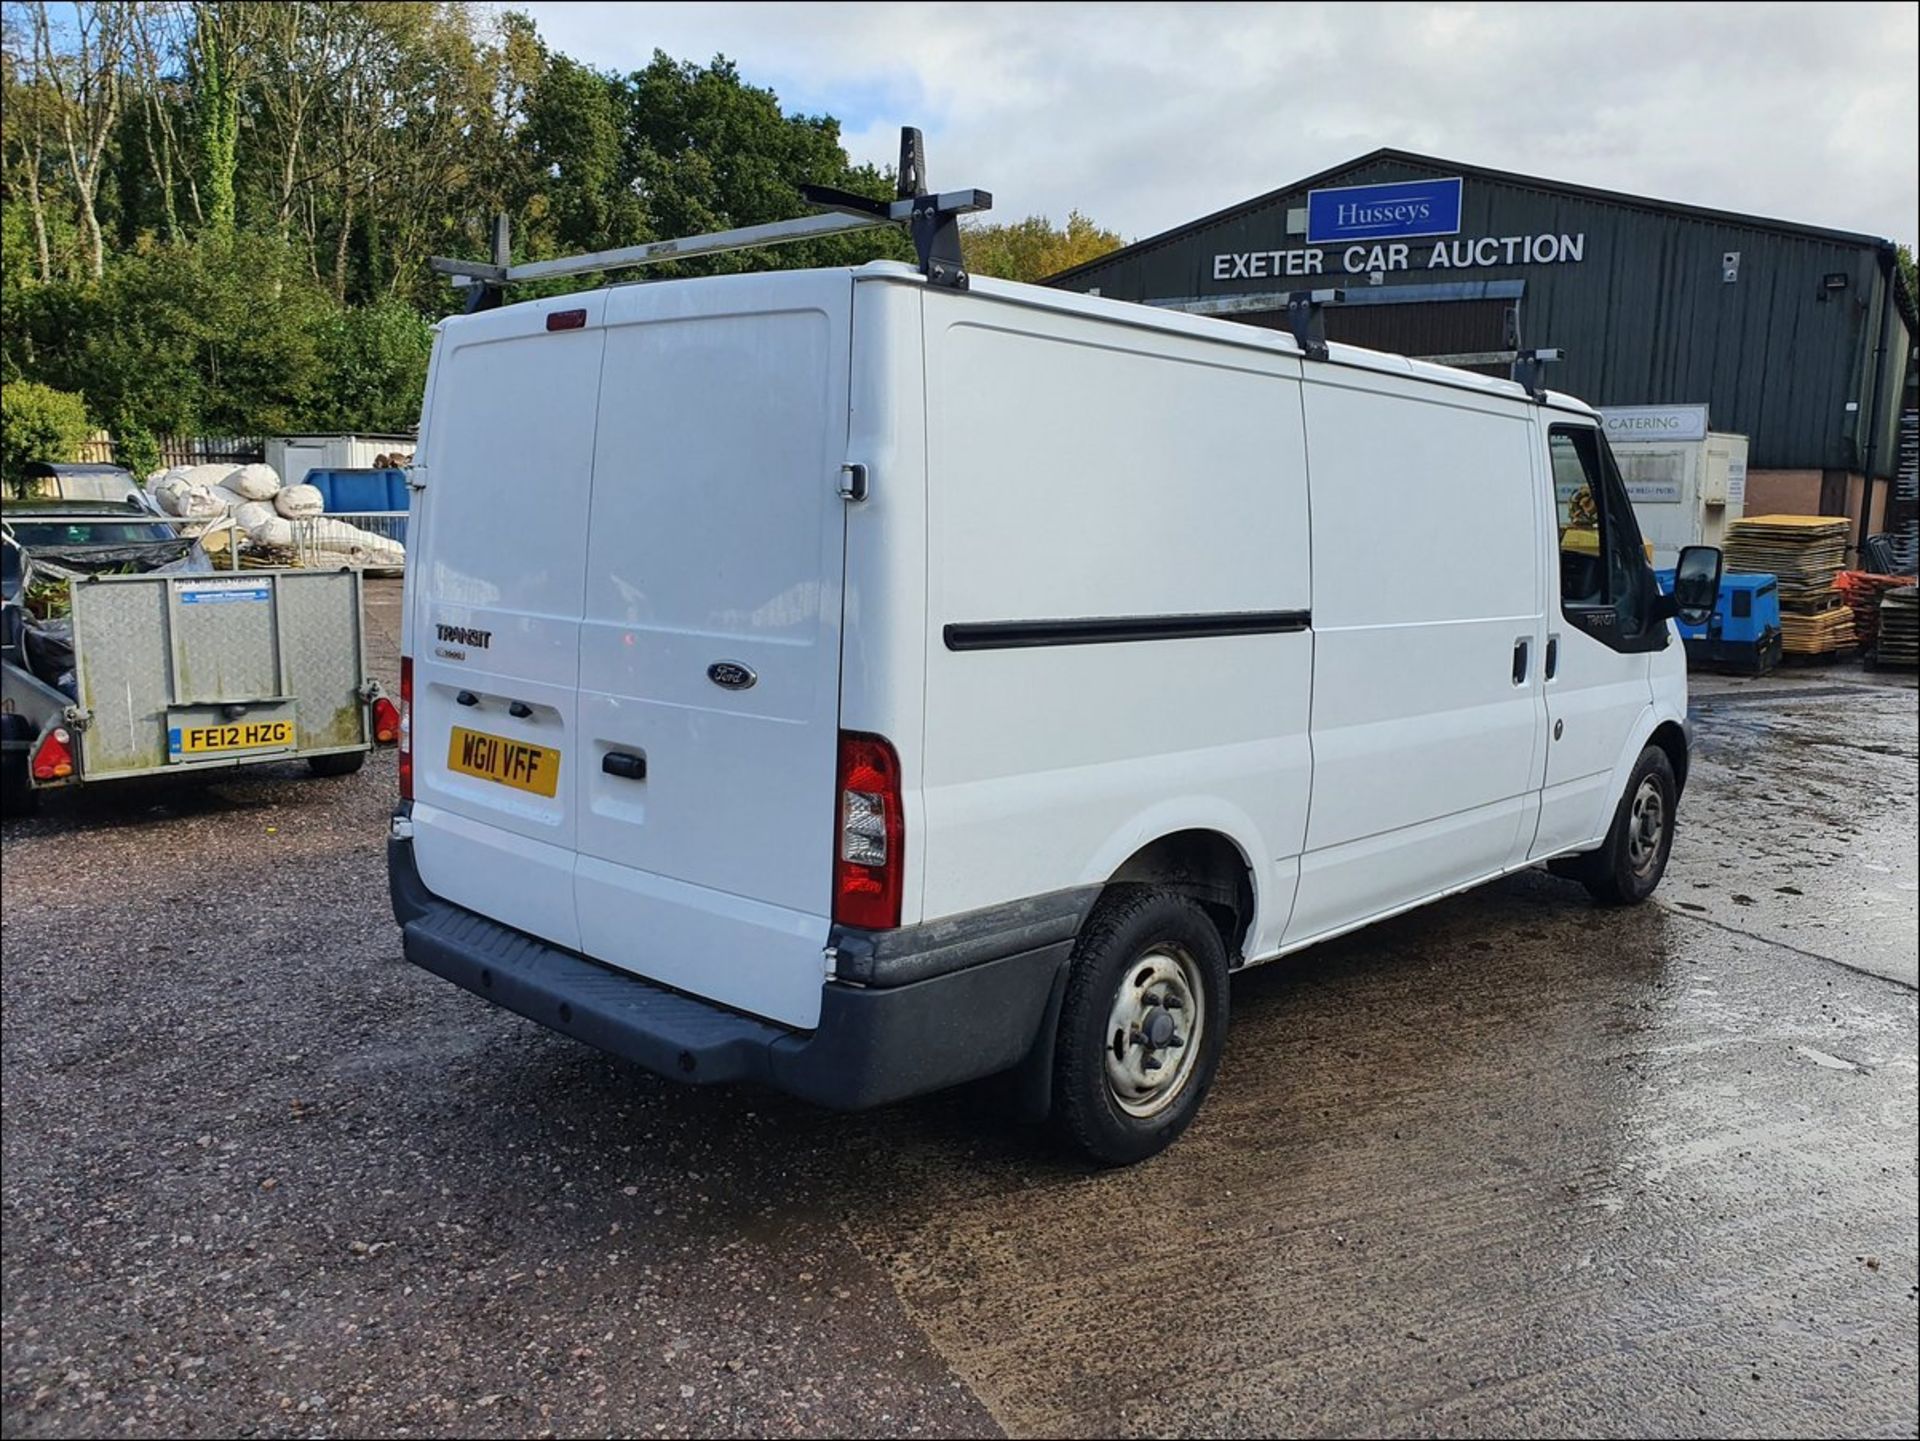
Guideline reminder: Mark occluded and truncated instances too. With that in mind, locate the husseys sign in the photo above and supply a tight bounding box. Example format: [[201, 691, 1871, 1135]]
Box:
[[1307, 177, 1462, 243], [1212, 175, 1587, 282]]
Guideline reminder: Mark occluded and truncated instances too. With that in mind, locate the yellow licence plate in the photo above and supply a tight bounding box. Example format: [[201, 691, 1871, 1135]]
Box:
[[448, 726, 560, 798], [175, 719, 295, 754]]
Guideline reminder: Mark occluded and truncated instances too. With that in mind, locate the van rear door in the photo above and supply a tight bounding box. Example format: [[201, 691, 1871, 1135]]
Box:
[[408, 293, 610, 952], [571, 273, 852, 1029]]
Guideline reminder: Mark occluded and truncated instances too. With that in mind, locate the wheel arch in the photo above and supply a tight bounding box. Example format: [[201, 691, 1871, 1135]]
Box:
[[1647, 718, 1689, 796], [1099, 826, 1259, 964]]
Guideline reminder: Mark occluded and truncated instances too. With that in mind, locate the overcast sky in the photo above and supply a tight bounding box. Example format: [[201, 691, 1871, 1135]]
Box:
[[517, 1, 1919, 247]]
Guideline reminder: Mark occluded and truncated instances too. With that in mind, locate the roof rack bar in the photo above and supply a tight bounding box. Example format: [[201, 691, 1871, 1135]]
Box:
[[429, 126, 991, 298], [1510, 347, 1563, 402], [433, 211, 890, 289], [1287, 288, 1345, 361]]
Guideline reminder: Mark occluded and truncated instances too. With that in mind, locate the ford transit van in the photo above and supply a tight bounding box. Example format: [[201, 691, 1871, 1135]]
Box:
[[389, 229, 1720, 1163]]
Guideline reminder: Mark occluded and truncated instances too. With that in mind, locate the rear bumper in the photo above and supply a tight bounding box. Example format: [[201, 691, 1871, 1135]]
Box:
[[389, 836, 1083, 1110]]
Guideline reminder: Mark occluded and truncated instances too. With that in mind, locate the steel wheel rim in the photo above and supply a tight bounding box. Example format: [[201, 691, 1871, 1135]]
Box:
[[1104, 945, 1206, 1119], [1626, 776, 1666, 878]]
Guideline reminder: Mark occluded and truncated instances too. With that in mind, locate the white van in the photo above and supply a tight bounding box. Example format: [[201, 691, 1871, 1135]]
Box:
[[390, 205, 1721, 1164]]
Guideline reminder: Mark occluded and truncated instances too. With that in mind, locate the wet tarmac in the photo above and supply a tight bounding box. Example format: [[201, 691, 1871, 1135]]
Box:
[[2, 584, 1915, 1438]]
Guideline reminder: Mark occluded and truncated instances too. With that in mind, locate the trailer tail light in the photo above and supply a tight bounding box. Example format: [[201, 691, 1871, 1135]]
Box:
[[397, 657, 413, 801], [30, 726, 75, 782], [372, 694, 401, 746], [834, 731, 903, 931]]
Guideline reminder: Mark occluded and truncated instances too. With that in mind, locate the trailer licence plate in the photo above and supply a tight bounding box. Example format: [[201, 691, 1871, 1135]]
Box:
[[171, 719, 296, 755], [447, 726, 560, 798]]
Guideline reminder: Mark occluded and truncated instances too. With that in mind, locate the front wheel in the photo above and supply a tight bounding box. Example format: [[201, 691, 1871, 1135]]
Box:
[[1579, 745, 1678, 906], [1052, 889, 1229, 1166]]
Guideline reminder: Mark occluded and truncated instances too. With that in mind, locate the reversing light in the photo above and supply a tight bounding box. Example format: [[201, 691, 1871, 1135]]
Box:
[[397, 657, 413, 801], [834, 731, 902, 930]]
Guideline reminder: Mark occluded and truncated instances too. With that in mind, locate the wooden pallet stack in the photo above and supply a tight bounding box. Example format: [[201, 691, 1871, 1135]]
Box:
[[1836, 570, 1915, 654], [1876, 586, 1919, 667], [1722, 515, 1855, 658]]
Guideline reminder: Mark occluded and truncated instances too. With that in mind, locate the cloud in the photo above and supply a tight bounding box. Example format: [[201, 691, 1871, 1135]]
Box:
[[517, 1, 1919, 245]]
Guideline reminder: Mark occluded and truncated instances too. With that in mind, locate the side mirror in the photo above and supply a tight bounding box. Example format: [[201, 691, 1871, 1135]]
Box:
[[1670, 544, 1723, 627]]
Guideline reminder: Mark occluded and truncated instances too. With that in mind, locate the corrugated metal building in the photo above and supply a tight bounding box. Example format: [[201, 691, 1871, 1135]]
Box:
[[1048, 150, 1916, 542]]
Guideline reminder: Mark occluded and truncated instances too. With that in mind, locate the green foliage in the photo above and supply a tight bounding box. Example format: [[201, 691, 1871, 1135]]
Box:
[[311, 301, 436, 433], [111, 413, 161, 479], [961, 211, 1123, 284], [14, 234, 333, 435], [1898, 245, 1916, 313], [1, 6, 1111, 440], [1, 381, 92, 496]]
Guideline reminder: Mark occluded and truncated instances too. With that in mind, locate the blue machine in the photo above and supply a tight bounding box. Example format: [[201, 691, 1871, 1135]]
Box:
[[1655, 568, 1782, 673], [297, 468, 409, 544]]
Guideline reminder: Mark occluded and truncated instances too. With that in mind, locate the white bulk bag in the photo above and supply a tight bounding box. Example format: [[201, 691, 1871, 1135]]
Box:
[[233, 500, 279, 533], [182, 463, 241, 490], [226, 462, 281, 500], [273, 483, 324, 519], [172, 483, 228, 519], [303, 517, 405, 565], [149, 475, 192, 515], [242, 511, 296, 549]]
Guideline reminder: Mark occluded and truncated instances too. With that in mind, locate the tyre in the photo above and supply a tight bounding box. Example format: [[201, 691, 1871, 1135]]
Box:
[[1052, 888, 1229, 1166], [1, 753, 36, 819], [307, 750, 367, 778], [1579, 745, 1678, 906]]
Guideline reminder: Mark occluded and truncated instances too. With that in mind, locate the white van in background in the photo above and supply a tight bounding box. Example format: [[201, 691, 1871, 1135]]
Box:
[[389, 220, 1721, 1163]]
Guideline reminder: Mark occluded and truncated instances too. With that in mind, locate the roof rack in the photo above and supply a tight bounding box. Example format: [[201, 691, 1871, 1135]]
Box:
[[1510, 347, 1563, 402], [429, 126, 991, 314]]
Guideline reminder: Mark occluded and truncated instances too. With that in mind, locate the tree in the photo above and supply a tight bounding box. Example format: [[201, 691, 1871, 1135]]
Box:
[[2, 381, 92, 495], [310, 299, 433, 431], [31, 0, 133, 277], [1898, 244, 1916, 312], [0, 9, 947, 434], [188, 0, 257, 239], [960, 210, 1122, 284]]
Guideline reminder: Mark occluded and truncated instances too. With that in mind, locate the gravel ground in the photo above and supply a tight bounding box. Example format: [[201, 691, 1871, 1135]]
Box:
[[2, 582, 1915, 1438]]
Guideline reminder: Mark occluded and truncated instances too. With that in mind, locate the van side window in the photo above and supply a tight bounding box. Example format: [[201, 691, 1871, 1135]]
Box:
[[1549, 424, 1659, 649]]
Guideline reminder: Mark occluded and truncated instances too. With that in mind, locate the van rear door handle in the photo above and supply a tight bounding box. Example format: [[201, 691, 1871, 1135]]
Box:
[[602, 751, 647, 780], [1512, 638, 1530, 685]]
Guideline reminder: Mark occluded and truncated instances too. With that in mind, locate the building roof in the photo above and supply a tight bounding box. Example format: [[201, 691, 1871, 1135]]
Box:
[[1046, 147, 1910, 294]]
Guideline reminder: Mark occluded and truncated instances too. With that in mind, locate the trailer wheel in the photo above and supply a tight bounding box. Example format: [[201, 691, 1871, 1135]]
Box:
[[1052, 888, 1228, 1166], [1, 753, 35, 819], [1, 713, 35, 818], [307, 750, 366, 779]]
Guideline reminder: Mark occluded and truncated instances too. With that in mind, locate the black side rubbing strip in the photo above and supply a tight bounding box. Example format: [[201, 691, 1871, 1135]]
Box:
[[944, 610, 1312, 651]]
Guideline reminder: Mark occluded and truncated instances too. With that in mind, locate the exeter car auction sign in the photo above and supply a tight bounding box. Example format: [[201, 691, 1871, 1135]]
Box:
[[1212, 174, 1589, 282]]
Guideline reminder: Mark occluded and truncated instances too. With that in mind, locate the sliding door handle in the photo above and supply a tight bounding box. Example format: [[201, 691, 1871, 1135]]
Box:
[[1512, 637, 1531, 686], [1545, 635, 1559, 680]]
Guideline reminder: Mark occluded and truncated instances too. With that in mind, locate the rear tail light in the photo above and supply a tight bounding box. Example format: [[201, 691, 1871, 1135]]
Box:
[[834, 731, 903, 930], [372, 693, 401, 746], [30, 726, 75, 782], [397, 657, 413, 801]]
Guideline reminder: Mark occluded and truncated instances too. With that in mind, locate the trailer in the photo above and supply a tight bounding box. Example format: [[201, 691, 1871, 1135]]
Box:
[[2, 510, 397, 815]]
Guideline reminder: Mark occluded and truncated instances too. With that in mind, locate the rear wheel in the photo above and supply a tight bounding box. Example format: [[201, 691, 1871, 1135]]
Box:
[[1053, 888, 1228, 1166], [1578, 745, 1677, 906], [307, 750, 366, 779]]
